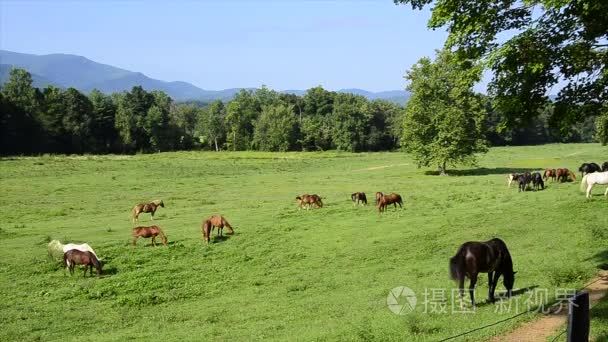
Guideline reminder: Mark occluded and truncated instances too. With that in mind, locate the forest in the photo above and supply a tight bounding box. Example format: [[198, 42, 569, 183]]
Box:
[[0, 67, 596, 155]]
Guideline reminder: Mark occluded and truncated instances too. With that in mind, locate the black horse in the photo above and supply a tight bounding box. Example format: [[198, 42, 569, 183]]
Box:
[[602, 162, 608, 172], [351, 192, 367, 205], [531, 172, 544, 191], [579, 162, 601, 178], [517, 172, 531, 192], [449, 238, 515, 306]]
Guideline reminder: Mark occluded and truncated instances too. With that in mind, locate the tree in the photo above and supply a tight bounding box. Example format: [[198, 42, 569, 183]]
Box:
[[300, 86, 335, 150], [331, 93, 369, 152], [252, 103, 297, 151], [225, 90, 259, 150], [196, 100, 226, 151], [401, 50, 487, 174], [0, 68, 42, 154], [89, 89, 118, 152], [395, 0, 608, 139], [62, 88, 94, 153], [114, 86, 154, 152]]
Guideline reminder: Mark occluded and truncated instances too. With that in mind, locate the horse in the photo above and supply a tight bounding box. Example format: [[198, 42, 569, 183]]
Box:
[[602, 162, 608, 172], [201, 215, 234, 243], [542, 169, 556, 182], [580, 171, 608, 199], [531, 172, 544, 191], [375, 192, 383, 204], [449, 238, 515, 306], [295, 194, 323, 210], [377, 193, 403, 213], [132, 225, 168, 246], [64, 250, 103, 277], [351, 192, 367, 206], [556, 168, 576, 182], [517, 172, 531, 192], [579, 162, 601, 178], [507, 174, 521, 188], [131, 200, 164, 224], [48, 240, 99, 261]]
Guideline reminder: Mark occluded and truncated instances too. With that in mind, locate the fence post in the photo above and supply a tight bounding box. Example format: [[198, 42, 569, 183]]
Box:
[[567, 291, 589, 342]]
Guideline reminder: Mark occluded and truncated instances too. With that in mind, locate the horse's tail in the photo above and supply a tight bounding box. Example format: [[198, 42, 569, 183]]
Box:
[[569, 170, 576, 181], [580, 174, 588, 192], [449, 248, 465, 281], [131, 205, 139, 222]]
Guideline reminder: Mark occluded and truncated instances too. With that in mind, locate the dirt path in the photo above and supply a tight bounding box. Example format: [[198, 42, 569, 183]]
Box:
[[353, 163, 409, 171], [492, 271, 608, 342]]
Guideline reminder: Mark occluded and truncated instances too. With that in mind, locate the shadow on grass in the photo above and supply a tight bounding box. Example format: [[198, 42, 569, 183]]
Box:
[[588, 249, 608, 270], [424, 167, 533, 176], [474, 285, 540, 307]]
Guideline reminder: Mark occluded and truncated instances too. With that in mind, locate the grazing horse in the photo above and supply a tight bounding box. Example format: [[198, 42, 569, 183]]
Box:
[[580, 171, 608, 199], [131, 200, 164, 224], [377, 193, 403, 213], [48, 240, 99, 261], [507, 174, 522, 188], [602, 162, 608, 172], [296, 194, 323, 209], [132, 225, 168, 246], [517, 172, 531, 192], [64, 250, 103, 277], [351, 192, 367, 206], [449, 238, 515, 306], [531, 172, 544, 191], [556, 168, 576, 183], [201, 215, 234, 243], [543, 169, 556, 182], [579, 162, 601, 178]]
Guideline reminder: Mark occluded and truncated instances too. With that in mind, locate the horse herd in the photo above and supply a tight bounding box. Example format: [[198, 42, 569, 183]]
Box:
[[48, 161, 608, 308]]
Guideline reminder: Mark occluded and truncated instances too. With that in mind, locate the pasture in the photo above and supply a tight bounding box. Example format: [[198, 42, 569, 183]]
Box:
[[1, 144, 607, 341]]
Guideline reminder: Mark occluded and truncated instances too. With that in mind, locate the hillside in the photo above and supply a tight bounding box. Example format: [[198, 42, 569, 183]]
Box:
[[0, 50, 409, 103]]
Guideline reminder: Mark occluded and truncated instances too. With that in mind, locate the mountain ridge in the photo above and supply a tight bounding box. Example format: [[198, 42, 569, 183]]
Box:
[[0, 50, 410, 104]]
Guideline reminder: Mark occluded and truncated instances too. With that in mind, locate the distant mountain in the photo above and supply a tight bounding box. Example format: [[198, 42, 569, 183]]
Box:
[[0, 50, 409, 104]]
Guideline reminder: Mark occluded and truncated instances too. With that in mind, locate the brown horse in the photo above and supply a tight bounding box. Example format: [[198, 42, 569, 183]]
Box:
[[131, 200, 164, 224], [351, 192, 367, 205], [556, 168, 576, 182], [201, 215, 234, 243], [295, 194, 323, 209], [543, 169, 556, 182], [64, 249, 103, 277], [132, 225, 168, 246], [377, 192, 403, 213]]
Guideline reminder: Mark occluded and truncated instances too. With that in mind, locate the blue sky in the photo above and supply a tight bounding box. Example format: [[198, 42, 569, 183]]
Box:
[[0, 0, 448, 91]]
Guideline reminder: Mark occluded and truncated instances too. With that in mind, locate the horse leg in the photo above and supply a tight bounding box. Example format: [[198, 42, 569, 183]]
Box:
[[487, 272, 494, 302], [152, 236, 157, 247], [132, 236, 138, 246], [458, 276, 465, 305], [469, 273, 478, 307], [604, 186, 608, 198], [587, 184, 593, 199]]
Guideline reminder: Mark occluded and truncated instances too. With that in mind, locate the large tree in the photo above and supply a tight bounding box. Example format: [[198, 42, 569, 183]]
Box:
[[252, 103, 297, 152], [394, 0, 608, 141], [196, 100, 226, 151], [401, 50, 487, 174]]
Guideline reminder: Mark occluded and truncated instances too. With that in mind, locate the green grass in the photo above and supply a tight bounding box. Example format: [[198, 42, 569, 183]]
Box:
[[1, 144, 607, 341]]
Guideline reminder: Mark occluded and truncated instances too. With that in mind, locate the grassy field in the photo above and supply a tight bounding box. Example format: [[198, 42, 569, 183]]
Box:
[[1, 144, 607, 341]]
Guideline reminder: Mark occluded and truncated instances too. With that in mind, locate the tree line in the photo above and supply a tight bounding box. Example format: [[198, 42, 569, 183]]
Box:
[[0, 68, 597, 156]]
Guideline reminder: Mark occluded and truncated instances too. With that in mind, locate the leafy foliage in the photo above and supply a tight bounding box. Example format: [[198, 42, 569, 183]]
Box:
[[394, 0, 608, 135], [401, 50, 487, 173]]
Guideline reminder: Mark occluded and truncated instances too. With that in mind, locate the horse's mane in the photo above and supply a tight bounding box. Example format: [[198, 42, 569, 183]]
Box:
[[151, 199, 163, 205]]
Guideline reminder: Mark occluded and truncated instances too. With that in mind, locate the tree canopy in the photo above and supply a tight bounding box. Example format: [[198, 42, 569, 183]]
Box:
[[394, 0, 608, 142], [402, 50, 488, 174]]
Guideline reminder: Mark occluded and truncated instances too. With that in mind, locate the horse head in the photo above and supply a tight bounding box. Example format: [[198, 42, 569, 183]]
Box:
[[504, 270, 516, 296]]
